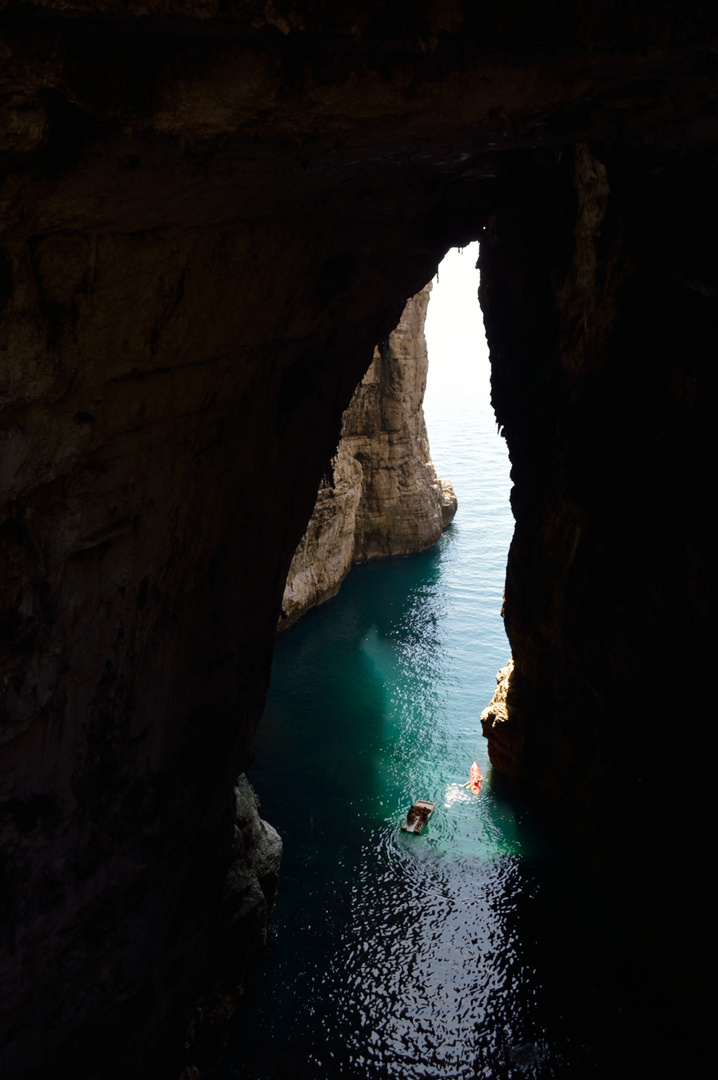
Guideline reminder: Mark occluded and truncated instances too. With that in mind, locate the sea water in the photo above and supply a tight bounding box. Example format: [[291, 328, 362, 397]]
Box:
[[217, 248, 681, 1079]]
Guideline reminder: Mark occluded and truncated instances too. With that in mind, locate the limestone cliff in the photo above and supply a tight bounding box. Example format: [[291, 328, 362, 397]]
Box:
[[279, 286, 456, 629], [278, 450, 363, 630]]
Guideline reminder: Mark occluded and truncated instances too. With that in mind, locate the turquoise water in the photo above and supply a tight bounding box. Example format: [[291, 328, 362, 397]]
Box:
[[217, 249, 680, 1079]]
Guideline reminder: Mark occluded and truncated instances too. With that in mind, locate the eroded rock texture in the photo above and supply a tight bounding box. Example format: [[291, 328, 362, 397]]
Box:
[[479, 141, 715, 1057], [280, 285, 456, 629], [181, 776, 281, 1076], [278, 449, 363, 631], [0, 2, 716, 1077]]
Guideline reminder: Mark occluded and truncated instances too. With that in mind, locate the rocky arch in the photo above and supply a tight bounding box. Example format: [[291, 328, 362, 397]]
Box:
[[1, 5, 715, 1076]]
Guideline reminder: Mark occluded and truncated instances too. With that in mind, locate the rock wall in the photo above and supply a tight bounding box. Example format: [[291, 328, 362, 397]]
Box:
[[478, 142, 715, 1061], [0, 3, 716, 1077], [279, 285, 457, 629], [181, 776, 281, 1076], [278, 452, 363, 632]]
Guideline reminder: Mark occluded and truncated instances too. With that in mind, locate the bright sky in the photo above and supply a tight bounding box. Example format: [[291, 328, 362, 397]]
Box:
[[424, 242, 489, 409]]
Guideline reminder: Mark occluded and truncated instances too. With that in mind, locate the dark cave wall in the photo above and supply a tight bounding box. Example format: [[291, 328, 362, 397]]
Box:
[[0, 33, 457, 1072], [0, 215, 432, 1077], [480, 141, 715, 1044], [0, 3, 717, 1076]]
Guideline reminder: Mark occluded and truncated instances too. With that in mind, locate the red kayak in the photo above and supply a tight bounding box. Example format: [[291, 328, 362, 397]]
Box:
[[469, 761, 483, 794]]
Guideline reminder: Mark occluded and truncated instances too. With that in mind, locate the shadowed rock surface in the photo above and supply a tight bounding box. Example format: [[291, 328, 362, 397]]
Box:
[[280, 284, 456, 629], [0, 3, 716, 1076]]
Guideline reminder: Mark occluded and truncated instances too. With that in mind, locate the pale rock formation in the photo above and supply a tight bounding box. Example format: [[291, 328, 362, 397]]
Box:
[[279, 450, 363, 629], [480, 657, 518, 777], [440, 479, 459, 528], [280, 285, 456, 628], [347, 284, 457, 560]]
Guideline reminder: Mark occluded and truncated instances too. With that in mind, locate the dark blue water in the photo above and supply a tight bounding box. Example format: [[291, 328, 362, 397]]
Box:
[[217, 249, 681, 1079]]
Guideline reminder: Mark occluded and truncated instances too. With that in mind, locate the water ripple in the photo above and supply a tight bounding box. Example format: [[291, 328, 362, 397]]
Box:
[[219, 247, 683, 1080]]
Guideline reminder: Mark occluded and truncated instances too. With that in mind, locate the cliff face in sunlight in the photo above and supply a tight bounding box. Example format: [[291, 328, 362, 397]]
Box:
[[0, 2, 716, 1075], [280, 285, 456, 629]]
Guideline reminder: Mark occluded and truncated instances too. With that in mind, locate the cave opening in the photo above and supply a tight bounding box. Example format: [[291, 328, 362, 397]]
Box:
[[212, 245, 685, 1080]]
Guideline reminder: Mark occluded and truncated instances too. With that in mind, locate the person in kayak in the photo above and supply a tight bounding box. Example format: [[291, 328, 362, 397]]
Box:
[[469, 761, 482, 794]]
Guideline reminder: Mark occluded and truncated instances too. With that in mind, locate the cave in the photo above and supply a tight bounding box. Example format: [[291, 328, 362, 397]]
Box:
[[0, 4, 715, 1077]]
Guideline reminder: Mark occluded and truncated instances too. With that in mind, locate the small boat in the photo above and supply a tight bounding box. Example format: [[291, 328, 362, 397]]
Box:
[[401, 800, 436, 834]]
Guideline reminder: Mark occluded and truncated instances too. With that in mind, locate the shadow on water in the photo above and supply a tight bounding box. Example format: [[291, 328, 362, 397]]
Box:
[[215, 539, 683, 1080]]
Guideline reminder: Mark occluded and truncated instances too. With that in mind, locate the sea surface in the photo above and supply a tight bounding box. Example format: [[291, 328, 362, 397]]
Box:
[[217, 248, 681, 1079]]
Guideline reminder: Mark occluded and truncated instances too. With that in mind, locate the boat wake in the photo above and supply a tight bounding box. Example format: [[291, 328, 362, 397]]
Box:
[[444, 782, 473, 807]]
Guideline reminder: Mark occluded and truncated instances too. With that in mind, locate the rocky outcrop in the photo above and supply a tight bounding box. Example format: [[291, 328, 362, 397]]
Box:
[[279, 451, 363, 630], [279, 285, 456, 629], [479, 658, 516, 776], [345, 285, 457, 561], [439, 481, 459, 529], [0, 4, 716, 1077], [181, 776, 281, 1076]]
